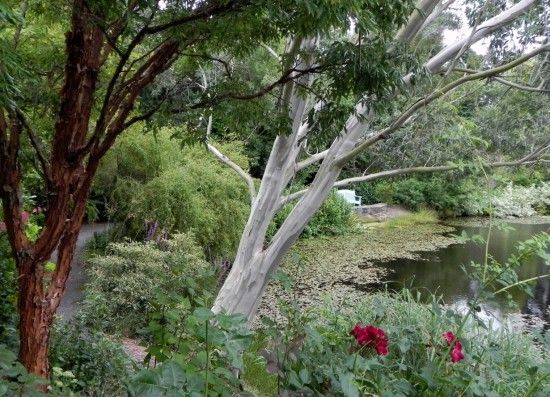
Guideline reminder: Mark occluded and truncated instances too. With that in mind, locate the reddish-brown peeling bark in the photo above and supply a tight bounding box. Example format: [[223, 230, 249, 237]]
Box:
[[0, 0, 179, 380]]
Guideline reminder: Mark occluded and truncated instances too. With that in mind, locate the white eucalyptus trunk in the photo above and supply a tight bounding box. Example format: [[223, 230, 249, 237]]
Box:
[[212, 0, 540, 321]]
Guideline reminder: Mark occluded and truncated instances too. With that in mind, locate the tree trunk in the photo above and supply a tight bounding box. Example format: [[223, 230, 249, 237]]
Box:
[[18, 265, 51, 378], [213, 127, 359, 320]]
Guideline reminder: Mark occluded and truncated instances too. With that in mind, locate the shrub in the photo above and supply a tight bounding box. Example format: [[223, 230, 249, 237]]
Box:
[[80, 233, 214, 337], [392, 178, 427, 211], [49, 320, 131, 396], [93, 127, 251, 259], [127, 309, 253, 397], [491, 182, 550, 217], [255, 232, 550, 396], [269, 191, 356, 240], [464, 182, 550, 218], [0, 344, 50, 396], [257, 290, 550, 397]]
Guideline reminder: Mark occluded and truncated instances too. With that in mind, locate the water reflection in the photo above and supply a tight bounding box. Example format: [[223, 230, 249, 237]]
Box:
[[372, 222, 550, 329]]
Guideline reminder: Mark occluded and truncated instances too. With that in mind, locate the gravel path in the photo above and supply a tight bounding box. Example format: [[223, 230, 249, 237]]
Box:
[[55, 223, 111, 319]]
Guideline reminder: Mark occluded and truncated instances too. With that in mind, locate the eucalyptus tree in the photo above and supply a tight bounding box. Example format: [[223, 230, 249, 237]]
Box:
[[209, 0, 550, 319], [0, 0, 380, 378]]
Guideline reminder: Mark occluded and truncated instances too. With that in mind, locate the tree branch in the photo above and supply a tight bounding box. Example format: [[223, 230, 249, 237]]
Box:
[[282, 149, 549, 206], [423, 0, 537, 73], [14, 109, 51, 182], [396, 0, 441, 42], [295, 149, 329, 171], [143, 0, 247, 35], [204, 114, 256, 204], [447, 67, 550, 93], [418, 0, 457, 33], [207, 143, 257, 205], [190, 65, 322, 109], [337, 43, 550, 165], [93, 40, 180, 159]]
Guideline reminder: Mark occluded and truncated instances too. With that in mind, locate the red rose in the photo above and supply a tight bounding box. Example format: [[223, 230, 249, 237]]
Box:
[[351, 324, 389, 356], [443, 331, 464, 363]]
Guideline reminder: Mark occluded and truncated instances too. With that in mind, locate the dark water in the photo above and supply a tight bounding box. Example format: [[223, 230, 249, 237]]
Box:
[[373, 221, 550, 328]]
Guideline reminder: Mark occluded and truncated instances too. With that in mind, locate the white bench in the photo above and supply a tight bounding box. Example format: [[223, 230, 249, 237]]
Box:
[[336, 189, 362, 206]]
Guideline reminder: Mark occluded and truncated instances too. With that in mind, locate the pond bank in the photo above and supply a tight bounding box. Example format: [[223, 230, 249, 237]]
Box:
[[257, 218, 457, 321]]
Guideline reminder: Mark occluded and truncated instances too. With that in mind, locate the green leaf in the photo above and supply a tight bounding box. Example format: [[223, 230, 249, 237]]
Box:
[[299, 368, 310, 384], [159, 361, 186, 387], [398, 337, 411, 353], [339, 372, 359, 397], [193, 307, 214, 321]]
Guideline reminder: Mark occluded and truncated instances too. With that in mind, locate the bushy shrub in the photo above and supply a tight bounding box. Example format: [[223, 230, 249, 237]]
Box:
[[269, 191, 356, 240], [257, 290, 550, 397], [128, 309, 253, 397], [491, 182, 550, 217], [80, 233, 214, 337], [49, 320, 131, 396], [392, 178, 426, 211], [465, 182, 550, 218], [93, 127, 251, 259]]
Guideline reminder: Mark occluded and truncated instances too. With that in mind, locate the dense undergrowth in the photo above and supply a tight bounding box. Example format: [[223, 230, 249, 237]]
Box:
[[357, 174, 549, 218]]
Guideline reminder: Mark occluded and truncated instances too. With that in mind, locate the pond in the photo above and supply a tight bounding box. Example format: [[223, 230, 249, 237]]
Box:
[[373, 220, 550, 330]]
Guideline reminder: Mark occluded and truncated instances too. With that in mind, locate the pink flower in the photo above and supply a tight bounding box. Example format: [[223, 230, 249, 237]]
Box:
[[443, 331, 464, 363], [20, 211, 30, 224], [451, 342, 464, 363], [443, 331, 456, 345], [351, 323, 389, 356]]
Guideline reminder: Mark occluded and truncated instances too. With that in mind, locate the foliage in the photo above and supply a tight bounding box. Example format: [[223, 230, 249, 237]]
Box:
[[489, 182, 549, 217], [0, 232, 17, 347], [127, 309, 254, 397], [0, 1, 25, 107], [269, 191, 356, 240], [0, 344, 50, 396], [383, 210, 439, 229], [357, 176, 482, 217], [80, 233, 214, 337], [94, 128, 251, 259], [256, 288, 550, 397], [254, 230, 550, 397], [465, 182, 550, 218], [49, 319, 131, 397], [357, 175, 550, 219]]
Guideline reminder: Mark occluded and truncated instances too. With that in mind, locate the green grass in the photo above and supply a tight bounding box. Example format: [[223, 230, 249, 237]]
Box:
[[383, 209, 439, 229], [242, 333, 278, 396]]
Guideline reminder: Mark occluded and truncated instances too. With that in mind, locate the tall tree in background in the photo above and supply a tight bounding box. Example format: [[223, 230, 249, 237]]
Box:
[[211, 0, 549, 319]]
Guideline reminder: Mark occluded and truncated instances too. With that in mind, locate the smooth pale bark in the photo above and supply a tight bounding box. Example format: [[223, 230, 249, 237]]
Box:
[[208, 143, 257, 204], [212, 0, 541, 321]]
